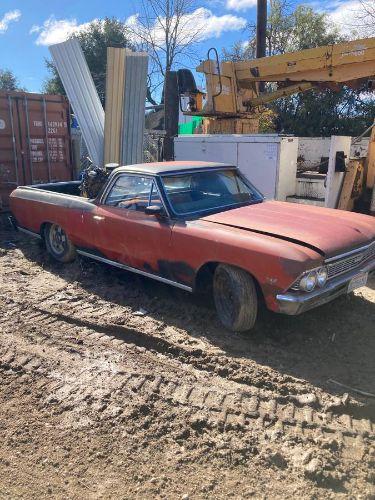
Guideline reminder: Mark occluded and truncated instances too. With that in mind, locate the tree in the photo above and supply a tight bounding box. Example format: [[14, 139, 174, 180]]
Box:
[[44, 18, 134, 104], [225, 1, 342, 59], [342, 0, 375, 38], [0, 69, 23, 91], [357, 0, 375, 36], [223, 0, 375, 136], [274, 87, 375, 137], [127, 0, 204, 102]]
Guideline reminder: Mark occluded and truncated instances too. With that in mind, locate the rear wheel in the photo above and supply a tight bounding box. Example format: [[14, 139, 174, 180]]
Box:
[[44, 223, 76, 263], [213, 264, 257, 332]]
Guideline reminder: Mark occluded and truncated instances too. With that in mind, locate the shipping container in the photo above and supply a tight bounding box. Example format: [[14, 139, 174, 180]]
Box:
[[0, 91, 73, 210]]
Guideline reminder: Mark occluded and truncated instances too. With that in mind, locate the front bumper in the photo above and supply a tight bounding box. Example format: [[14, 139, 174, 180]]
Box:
[[276, 260, 375, 315]]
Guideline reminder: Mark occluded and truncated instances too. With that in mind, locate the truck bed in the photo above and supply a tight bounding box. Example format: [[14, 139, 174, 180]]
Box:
[[9, 181, 95, 239], [27, 181, 82, 197]]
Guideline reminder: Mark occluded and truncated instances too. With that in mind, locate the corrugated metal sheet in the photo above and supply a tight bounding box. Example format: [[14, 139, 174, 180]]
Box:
[[0, 91, 72, 210], [104, 47, 126, 165], [121, 51, 148, 165], [49, 38, 104, 166]]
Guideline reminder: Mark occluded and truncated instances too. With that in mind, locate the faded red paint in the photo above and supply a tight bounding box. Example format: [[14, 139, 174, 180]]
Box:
[[203, 201, 375, 258], [9, 162, 375, 314]]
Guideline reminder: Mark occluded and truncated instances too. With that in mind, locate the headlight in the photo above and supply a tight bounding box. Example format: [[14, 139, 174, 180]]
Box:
[[317, 266, 328, 287], [299, 271, 317, 292]]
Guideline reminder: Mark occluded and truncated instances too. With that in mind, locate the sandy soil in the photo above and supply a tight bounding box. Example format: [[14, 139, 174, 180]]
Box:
[[0, 215, 374, 499]]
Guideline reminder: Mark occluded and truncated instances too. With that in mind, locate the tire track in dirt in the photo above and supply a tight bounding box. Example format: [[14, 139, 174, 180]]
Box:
[[1, 293, 314, 397], [1, 298, 373, 460], [0, 233, 314, 396]]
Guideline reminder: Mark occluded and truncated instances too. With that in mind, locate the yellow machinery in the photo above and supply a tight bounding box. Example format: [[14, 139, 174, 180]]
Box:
[[178, 38, 375, 211], [183, 38, 375, 127]]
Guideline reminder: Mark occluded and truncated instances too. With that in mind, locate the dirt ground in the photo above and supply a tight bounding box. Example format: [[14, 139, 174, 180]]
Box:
[[0, 214, 374, 499]]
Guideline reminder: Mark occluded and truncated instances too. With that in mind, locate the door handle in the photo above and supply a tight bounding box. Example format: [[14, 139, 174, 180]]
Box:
[[93, 215, 105, 221]]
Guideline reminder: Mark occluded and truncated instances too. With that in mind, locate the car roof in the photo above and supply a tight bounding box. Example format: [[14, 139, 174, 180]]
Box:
[[113, 161, 235, 175]]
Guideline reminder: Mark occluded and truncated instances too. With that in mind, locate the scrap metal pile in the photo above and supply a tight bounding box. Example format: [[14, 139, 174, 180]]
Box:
[[49, 39, 149, 172]]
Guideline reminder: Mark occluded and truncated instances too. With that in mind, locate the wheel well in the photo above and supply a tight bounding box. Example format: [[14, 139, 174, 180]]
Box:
[[194, 262, 218, 294], [194, 261, 265, 303], [40, 222, 50, 239]]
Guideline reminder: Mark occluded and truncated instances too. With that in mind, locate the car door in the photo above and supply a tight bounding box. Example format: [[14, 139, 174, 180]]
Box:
[[92, 173, 174, 278]]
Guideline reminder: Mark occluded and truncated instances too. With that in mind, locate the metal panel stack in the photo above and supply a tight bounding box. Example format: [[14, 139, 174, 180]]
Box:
[[50, 39, 148, 168], [104, 47, 126, 165], [49, 39, 105, 167], [120, 51, 149, 166], [103, 47, 148, 165]]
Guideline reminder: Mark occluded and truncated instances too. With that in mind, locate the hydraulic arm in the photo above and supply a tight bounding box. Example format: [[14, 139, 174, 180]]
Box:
[[180, 37, 375, 119]]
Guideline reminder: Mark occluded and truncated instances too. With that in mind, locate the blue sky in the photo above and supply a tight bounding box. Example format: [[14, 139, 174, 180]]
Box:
[[0, 0, 361, 93]]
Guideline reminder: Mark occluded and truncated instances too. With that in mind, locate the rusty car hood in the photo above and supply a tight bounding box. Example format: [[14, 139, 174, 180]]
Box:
[[202, 201, 375, 257]]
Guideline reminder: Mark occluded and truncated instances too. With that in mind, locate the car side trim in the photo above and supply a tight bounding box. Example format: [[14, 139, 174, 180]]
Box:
[[17, 226, 42, 240], [76, 250, 193, 292]]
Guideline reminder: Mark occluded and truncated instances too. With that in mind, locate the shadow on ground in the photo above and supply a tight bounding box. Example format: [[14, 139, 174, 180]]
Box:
[[2, 217, 375, 401]]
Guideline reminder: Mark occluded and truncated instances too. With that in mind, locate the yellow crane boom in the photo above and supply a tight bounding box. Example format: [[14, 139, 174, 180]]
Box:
[[177, 37, 375, 213], [184, 37, 375, 119]]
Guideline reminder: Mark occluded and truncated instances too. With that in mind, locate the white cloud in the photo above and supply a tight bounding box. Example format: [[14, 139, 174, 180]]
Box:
[[126, 7, 246, 45], [124, 14, 139, 33], [31, 8, 246, 48], [0, 9, 21, 34], [30, 16, 92, 46], [326, 0, 375, 37], [226, 0, 257, 12], [202, 9, 247, 38]]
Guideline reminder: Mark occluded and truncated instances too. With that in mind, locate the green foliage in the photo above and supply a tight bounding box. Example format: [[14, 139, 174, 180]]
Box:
[[0, 69, 24, 92], [43, 60, 64, 95], [275, 87, 375, 136], [258, 107, 277, 133], [291, 5, 341, 50], [222, 41, 254, 62], [267, 3, 342, 54], [44, 18, 134, 104], [223, 0, 375, 136]]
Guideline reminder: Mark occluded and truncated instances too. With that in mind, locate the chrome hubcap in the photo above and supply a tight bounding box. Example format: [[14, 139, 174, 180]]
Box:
[[49, 225, 67, 254]]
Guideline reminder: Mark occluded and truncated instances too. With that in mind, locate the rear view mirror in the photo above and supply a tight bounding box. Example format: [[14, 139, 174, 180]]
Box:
[[145, 205, 164, 216]]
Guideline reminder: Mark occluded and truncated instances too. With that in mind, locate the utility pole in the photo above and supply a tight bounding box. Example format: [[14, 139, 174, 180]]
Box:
[[163, 70, 179, 161], [256, 0, 267, 93], [256, 0, 267, 59]]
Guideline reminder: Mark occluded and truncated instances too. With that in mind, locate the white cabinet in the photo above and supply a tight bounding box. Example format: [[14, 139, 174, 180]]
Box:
[[176, 138, 238, 165], [174, 134, 298, 201], [237, 142, 278, 198]]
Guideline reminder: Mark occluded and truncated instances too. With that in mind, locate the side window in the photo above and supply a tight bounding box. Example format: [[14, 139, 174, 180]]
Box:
[[105, 175, 151, 210], [105, 175, 164, 213]]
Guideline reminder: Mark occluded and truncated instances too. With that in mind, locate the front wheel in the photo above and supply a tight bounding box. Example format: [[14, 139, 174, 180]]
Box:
[[44, 223, 76, 263], [213, 264, 258, 332]]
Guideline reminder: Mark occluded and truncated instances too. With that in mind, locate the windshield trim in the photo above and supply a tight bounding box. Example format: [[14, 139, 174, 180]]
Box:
[[159, 168, 264, 219], [160, 166, 237, 177]]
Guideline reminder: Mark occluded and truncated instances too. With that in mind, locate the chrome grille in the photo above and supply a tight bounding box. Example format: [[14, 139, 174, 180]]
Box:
[[327, 241, 375, 279], [290, 240, 375, 290]]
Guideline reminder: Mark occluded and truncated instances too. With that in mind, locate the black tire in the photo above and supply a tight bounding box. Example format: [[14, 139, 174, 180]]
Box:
[[44, 223, 77, 263], [213, 264, 258, 332]]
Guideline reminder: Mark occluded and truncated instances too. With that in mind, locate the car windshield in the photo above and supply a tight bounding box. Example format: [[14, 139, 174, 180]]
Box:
[[161, 169, 263, 216]]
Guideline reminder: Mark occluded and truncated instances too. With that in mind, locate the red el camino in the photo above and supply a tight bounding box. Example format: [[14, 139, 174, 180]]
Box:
[[10, 161, 375, 331]]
